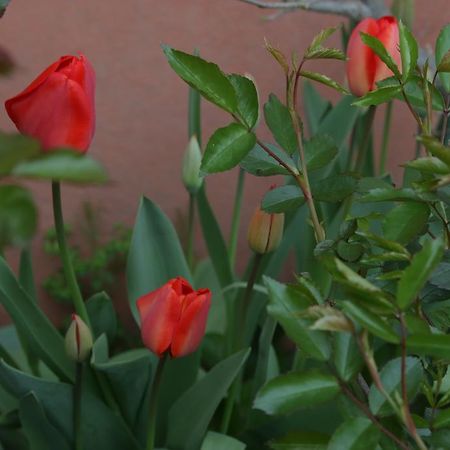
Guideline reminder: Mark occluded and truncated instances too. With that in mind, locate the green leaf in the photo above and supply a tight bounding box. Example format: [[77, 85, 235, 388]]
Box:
[[269, 432, 329, 450], [435, 409, 450, 429], [262, 185, 304, 213], [430, 262, 450, 290], [369, 357, 423, 416], [397, 238, 444, 309], [12, 150, 108, 183], [167, 349, 249, 450], [307, 26, 339, 52], [342, 301, 400, 343], [418, 136, 450, 167], [321, 258, 392, 311], [383, 201, 429, 244], [264, 94, 298, 155], [240, 143, 293, 176], [312, 174, 358, 203], [303, 81, 331, 135], [328, 417, 380, 450], [0, 134, 40, 175], [305, 48, 346, 61], [196, 186, 234, 287], [333, 332, 363, 382], [162, 46, 237, 113], [0, 257, 73, 381], [201, 123, 256, 173], [437, 49, 450, 73], [304, 134, 338, 171], [0, 185, 37, 249], [404, 157, 450, 175], [264, 277, 331, 361], [264, 39, 289, 74], [19, 393, 70, 450], [436, 24, 450, 92], [254, 370, 339, 415], [0, 360, 140, 450], [360, 32, 401, 79], [86, 292, 118, 343], [201, 432, 246, 450], [407, 334, 450, 359], [126, 196, 191, 322], [352, 86, 402, 107], [399, 21, 418, 82], [92, 348, 152, 443], [228, 74, 259, 129], [300, 70, 349, 94], [359, 187, 432, 203]]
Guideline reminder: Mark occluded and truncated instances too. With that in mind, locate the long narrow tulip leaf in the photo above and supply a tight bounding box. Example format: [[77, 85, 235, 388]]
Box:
[[0, 257, 73, 381]]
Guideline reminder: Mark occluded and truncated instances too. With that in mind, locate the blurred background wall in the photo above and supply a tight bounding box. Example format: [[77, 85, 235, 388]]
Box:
[[0, 0, 448, 324]]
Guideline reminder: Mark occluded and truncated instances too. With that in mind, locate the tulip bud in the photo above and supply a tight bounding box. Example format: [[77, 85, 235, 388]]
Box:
[[137, 277, 211, 358], [182, 135, 203, 194], [247, 199, 284, 254], [65, 314, 93, 363], [346, 16, 401, 96]]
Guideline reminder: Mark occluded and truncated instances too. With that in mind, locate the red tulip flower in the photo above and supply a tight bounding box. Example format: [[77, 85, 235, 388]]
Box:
[[346, 16, 401, 97], [5, 54, 95, 153], [137, 277, 211, 358]]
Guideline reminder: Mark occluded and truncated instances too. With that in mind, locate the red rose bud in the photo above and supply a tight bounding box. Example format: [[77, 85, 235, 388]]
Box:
[[247, 200, 284, 254], [137, 277, 211, 358], [346, 16, 400, 97], [182, 135, 203, 194], [65, 314, 93, 363], [5, 54, 95, 153]]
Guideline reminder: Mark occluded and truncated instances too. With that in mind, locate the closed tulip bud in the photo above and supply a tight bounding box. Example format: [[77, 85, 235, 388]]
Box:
[[346, 16, 401, 97], [248, 198, 284, 254], [65, 314, 93, 363], [137, 277, 211, 358], [5, 54, 95, 152], [182, 135, 203, 194]]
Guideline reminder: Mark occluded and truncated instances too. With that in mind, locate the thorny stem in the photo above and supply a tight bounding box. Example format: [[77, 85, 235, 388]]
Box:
[[401, 88, 424, 131], [399, 314, 428, 450], [229, 168, 246, 268], [339, 381, 411, 450], [354, 105, 376, 173], [440, 96, 449, 146], [379, 101, 393, 175]]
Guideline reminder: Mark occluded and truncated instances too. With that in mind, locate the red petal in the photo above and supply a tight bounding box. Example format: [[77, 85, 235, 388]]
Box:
[[170, 289, 211, 358], [140, 286, 183, 357], [346, 18, 378, 96], [373, 16, 400, 87]]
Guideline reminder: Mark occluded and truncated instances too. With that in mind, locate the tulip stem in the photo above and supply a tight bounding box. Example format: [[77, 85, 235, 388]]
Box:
[[52, 181, 91, 328], [221, 253, 262, 434], [146, 354, 168, 450], [354, 105, 376, 174], [74, 362, 83, 450], [379, 101, 393, 175], [229, 168, 246, 268], [186, 193, 195, 269]]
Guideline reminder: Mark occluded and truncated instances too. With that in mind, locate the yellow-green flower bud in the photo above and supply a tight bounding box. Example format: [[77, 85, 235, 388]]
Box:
[[182, 135, 203, 194], [247, 203, 284, 254], [65, 314, 93, 363]]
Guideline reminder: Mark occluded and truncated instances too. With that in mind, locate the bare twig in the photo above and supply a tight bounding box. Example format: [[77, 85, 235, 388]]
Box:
[[234, 0, 388, 20]]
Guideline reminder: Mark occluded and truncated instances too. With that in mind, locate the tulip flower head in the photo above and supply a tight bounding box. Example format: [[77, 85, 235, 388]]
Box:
[[5, 54, 95, 152], [137, 277, 211, 358], [346, 16, 401, 97]]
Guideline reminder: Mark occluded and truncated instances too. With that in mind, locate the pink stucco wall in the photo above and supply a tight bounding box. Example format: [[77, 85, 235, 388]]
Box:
[[0, 0, 448, 324]]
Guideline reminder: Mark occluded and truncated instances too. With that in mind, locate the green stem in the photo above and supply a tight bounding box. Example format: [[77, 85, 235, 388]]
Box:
[[221, 253, 262, 434], [354, 106, 376, 173], [146, 354, 168, 450], [379, 101, 393, 175], [52, 182, 91, 328], [229, 168, 246, 268], [186, 194, 195, 269], [74, 363, 83, 450]]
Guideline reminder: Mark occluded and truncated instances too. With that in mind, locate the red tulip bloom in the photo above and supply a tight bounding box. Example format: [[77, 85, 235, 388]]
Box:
[[346, 16, 400, 97], [137, 277, 211, 358], [5, 54, 95, 153]]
